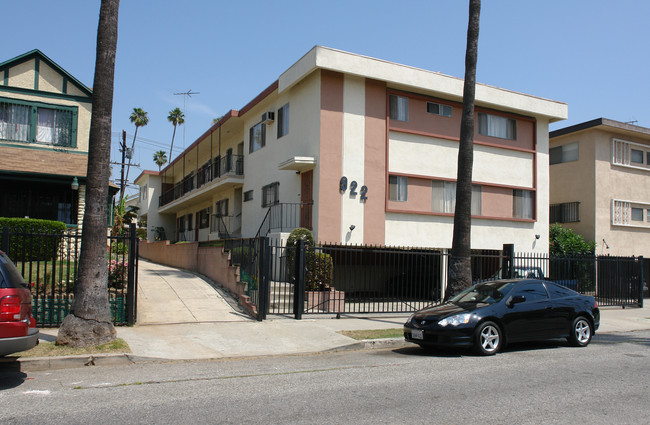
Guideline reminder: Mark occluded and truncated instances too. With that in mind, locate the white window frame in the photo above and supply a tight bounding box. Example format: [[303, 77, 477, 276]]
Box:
[[513, 189, 534, 219], [612, 138, 650, 170], [612, 198, 650, 228], [431, 180, 481, 215]]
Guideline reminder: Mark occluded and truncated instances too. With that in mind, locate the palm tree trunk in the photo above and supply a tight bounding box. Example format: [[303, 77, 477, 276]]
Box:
[[447, 0, 481, 300], [57, 0, 120, 347], [170, 124, 177, 159]]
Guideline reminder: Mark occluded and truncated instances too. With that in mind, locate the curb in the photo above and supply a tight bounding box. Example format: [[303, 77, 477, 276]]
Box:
[[2, 353, 163, 372]]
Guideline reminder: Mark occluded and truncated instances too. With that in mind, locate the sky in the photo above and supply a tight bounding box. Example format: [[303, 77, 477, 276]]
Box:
[[3, 0, 650, 196]]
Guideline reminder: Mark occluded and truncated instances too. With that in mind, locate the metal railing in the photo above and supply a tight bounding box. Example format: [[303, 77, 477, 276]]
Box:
[[255, 202, 313, 238], [1, 224, 139, 327], [159, 155, 244, 207]]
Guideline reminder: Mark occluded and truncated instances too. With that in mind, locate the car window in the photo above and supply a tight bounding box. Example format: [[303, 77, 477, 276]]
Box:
[[546, 282, 577, 299], [451, 281, 516, 304], [0, 252, 28, 289], [512, 282, 549, 302]]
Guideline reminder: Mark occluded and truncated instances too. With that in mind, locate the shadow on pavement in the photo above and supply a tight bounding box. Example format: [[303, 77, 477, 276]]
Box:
[[0, 360, 28, 389]]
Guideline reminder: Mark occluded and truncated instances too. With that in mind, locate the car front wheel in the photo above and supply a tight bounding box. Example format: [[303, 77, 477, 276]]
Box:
[[568, 316, 592, 347], [474, 321, 502, 356]]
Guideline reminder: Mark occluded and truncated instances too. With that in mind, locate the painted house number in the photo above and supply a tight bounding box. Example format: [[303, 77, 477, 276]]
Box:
[[340, 176, 368, 201]]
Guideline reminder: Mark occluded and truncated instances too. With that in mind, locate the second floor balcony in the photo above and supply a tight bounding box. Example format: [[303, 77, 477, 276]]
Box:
[[159, 155, 244, 209]]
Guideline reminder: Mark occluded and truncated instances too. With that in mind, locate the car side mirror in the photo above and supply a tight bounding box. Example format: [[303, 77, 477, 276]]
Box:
[[506, 295, 526, 307]]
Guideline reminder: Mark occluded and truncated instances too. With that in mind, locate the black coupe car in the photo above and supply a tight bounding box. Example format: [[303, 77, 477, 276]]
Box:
[[404, 279, 599, 355]]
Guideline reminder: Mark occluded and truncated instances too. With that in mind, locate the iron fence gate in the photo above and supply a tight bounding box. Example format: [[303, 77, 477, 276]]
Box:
[[1, 224, 138, 327], [225, 238, 644, 320]]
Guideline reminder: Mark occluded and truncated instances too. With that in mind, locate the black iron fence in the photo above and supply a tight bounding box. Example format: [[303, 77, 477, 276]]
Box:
[[1, 224, 138, 327], [225, 238, 644, 320]]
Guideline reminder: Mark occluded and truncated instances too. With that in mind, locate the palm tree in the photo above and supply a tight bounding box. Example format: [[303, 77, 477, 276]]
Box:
[[447, 0, 481, 299], [57, 0, 120, 347], [122, 107, 148, 200], [168, 107, 184, 159], [153, 150, 168, 171]]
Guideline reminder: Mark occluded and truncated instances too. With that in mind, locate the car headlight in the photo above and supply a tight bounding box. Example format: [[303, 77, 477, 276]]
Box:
[[438, 313, 472, 327], [405, 313, 415, 324]]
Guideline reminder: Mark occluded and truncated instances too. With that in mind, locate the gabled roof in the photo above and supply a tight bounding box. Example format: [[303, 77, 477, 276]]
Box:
[[0, 49, 92, 98]]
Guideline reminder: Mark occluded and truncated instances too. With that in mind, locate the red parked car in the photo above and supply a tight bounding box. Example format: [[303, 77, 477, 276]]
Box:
[[0, 250, 39, 356]]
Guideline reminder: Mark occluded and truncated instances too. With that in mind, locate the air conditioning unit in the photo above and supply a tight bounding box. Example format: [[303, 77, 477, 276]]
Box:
[[262, 111, 275, 124]]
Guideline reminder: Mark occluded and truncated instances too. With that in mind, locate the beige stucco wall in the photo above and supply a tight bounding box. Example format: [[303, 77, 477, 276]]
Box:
[[549, 132, 596, 240], [594, 130, 650, 256]]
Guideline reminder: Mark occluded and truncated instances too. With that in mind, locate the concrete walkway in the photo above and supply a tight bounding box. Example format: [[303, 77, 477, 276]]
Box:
[[32, 260, 650, 366]]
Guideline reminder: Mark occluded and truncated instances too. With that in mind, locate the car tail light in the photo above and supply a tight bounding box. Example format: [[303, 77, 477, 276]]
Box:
[[0, 295, 22, 321], [594, 300, 598, 309]]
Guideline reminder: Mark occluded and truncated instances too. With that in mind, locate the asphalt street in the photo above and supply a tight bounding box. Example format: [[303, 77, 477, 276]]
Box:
[[2, 330, 649, 424]]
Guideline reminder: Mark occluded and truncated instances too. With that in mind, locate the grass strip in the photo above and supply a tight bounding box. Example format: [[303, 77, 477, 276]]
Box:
[[337, 328, 403, 340], [16, 338, 131, 358]]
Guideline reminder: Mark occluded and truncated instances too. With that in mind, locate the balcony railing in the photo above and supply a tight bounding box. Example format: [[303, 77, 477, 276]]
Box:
[[159, 155, 244, 207]]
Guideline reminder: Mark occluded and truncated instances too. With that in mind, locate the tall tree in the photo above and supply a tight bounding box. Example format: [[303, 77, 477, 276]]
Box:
[[57, 0, 120, 347], [447, 0, 481, 299], [153, 150, 168, 171], [123, 107, 148, 200], [168, 107, 184, 159]]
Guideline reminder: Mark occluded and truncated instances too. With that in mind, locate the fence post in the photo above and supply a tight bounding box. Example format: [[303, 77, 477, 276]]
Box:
[[503, 244, 514, 279], [257, 237, 270, 321], [126, 223, 137, 325], [638, 256, 644, 308], [1, 227, 8, 254], [294, 239, 306, 320]]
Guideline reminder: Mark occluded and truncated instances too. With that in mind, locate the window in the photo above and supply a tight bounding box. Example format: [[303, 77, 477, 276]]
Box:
[[612, 199, 650, 228], [262, 182, 279, 207], [512, 283, 549, 302], [243, 190, 253, 202], [550, 142, 578, 165], [215, 199, 229, 217], [0, 98, 77, 147], [631, 149, 644, 164], [631, 207, 644, 222], [550, 202, 580, 223], [277, 103, 289, 138], [389, 175, 408, 202], [431, 181, 481, 215], [199, 208, 210, 229], [426, 102, 452, 117], [140, 185, 148, 201], [178, 215, 186, 232], [612, 138, 650, 169], [389, 95, 408, 122], [478, 112, 516, 140], [513, 189, 534, 219], [186, 214, 193, 231], [249, 122, 266, 153]]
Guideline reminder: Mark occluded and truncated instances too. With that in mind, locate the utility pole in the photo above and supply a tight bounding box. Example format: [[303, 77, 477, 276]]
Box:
[[120, 130, 126, 201]]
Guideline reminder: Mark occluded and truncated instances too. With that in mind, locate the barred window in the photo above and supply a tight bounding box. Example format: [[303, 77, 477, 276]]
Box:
[[262, 182, 279, 207], [550, 202, 580, 223]]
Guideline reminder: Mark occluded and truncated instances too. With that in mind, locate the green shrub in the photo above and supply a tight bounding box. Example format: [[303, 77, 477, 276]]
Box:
[[0, 217, 66, 261], [231, 246, 254, 266], [549, 224, 596, 256], [153, 226, 166, 241], [111, 241, 128, 255], [305, 251, 333, 291], [286, 228, 315, 281]]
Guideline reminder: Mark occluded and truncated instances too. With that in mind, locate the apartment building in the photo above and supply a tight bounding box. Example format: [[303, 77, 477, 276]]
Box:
[[550, 118, 650, 256], [136, 46, 567, 251]]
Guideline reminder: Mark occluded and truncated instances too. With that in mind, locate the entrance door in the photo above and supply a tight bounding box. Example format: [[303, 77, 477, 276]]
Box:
[[300, 170, 313, 230]]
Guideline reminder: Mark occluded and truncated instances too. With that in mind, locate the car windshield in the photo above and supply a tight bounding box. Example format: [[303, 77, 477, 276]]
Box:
[[450, 281, 516, 304]]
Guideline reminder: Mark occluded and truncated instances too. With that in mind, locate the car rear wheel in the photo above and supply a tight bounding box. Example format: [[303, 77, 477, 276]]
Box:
[[474, 321, 502, 356], [568, 316, 592, 347]]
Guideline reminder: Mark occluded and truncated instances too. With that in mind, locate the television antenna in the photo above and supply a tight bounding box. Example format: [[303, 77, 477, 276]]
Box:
[[173, 89, 200, 150]]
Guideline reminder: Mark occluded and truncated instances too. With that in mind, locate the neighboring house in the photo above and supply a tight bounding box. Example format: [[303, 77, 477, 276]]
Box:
[[0, 49, 107, 229], [550, 118, 650, 257], [136, 46, 566, 252]]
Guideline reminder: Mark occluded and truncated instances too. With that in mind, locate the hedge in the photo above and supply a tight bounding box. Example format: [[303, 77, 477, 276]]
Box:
[[0, 217, 67, 261]]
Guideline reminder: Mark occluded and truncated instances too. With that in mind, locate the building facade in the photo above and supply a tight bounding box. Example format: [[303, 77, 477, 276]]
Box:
[[0, 50, 93, 228], [136, 46, 567, 252], [550, 118, 650, 256]]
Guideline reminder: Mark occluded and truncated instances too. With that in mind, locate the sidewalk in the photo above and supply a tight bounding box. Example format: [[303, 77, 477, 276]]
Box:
[[26, 260, 650, 368]]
